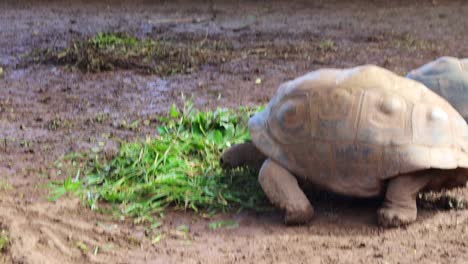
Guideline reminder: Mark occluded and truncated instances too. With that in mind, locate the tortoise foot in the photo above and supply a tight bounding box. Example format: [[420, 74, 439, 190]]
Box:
[[285, 204, 314, 225], [377, 206, 416, 228], [259, 159, 314, 226]]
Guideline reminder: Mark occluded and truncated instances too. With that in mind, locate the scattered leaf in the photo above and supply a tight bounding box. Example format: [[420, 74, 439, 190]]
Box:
[[152, 233, 165, 244], [176, 224, 190, 234], [170, 104, 180, 118], [75, 241, 88, 252]]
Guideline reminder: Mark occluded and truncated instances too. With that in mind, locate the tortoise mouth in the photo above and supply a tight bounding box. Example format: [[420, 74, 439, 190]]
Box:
[[248, 108, 283, 163]]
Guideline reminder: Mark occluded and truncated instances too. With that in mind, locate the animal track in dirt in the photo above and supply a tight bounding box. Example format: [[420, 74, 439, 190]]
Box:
[[0, 196, 146, 263]]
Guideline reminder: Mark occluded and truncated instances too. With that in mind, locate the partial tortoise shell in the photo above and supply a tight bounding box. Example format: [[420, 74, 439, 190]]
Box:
[[250, 65, 468, 196], [407, 56, 468, 119]]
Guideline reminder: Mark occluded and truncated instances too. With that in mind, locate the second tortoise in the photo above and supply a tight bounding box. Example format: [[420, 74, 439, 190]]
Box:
[[407, 56, 468, 119]]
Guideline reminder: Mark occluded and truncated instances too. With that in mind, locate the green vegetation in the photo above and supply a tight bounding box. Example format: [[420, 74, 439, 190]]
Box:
[[32, 32, 231, 75], [0, 180, 12, 191], [392, 32, 433, 51], [50, 101, 268, 223], [318, 39, 337, 52], [0, 230, 9, 252], [208, 219, 239, 230]]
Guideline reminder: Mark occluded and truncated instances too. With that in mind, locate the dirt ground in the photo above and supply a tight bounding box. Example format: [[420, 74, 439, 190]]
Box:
[[1, 0, 468, 263]]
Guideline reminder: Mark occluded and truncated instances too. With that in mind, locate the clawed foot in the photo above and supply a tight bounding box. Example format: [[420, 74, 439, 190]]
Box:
[[377, 206, 417, 228]]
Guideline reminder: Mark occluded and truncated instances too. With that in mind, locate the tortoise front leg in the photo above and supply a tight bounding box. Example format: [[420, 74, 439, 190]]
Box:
[[259, 158, 314, 225], [377, 172, 432, 228], [221, 142, 267, 170]]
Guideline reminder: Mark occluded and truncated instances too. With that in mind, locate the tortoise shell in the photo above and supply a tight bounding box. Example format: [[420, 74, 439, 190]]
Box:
[[407, 56, 468, 119], [249, 65, 468, 197]]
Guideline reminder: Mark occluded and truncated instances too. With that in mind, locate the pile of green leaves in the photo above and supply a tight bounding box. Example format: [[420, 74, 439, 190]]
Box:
[[51, 101, 267, 221], [32, 32, 230, 75]]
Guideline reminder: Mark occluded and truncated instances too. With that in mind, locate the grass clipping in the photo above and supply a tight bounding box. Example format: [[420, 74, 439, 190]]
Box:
[[51, 102, 267, 221]]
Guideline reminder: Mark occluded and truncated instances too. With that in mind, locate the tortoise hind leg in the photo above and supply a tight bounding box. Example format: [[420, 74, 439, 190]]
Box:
[[259, 159, 314, 225], [377, 171, 433, 228], [221, 142, 267, 170]]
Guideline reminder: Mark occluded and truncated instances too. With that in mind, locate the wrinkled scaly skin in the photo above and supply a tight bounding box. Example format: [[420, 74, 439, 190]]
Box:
[[221, 142, 267, 171], [407, 56, 468, 120], [222, 65, 468, 228]]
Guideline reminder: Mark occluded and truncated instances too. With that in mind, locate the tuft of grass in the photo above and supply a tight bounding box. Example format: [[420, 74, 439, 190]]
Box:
[[0, 230, 9, 252], [48, 170, 84, 202], [318, 39, 337, 52], [51, 100, 268, 222], [392, 33, 433, 51], [0, 180, 12, 191]]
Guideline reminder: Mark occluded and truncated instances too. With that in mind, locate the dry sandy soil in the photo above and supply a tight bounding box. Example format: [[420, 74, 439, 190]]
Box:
[[1, 0, 468, 263]]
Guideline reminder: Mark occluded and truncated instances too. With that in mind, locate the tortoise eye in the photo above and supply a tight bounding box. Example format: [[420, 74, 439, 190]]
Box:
[[277, 100, 305, 131]]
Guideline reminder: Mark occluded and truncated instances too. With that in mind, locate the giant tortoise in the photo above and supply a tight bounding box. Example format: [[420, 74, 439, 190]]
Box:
[[222, 65, 468, 227], [407, 56, 468, 119]]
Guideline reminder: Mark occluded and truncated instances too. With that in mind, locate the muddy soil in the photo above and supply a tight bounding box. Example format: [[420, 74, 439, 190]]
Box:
[[1, 0, 468, 263]]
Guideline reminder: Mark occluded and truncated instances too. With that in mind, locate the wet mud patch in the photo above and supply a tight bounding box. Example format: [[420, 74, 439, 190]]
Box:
[[24, 32, 231, 75], [22, 30, 372, 78]]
